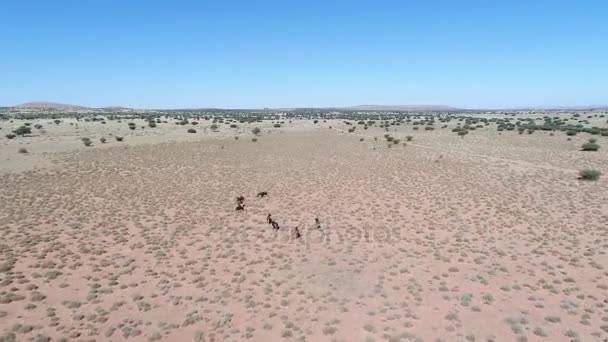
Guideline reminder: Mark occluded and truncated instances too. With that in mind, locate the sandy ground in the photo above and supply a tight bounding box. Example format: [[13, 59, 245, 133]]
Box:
[[1, 117, 608, 341]]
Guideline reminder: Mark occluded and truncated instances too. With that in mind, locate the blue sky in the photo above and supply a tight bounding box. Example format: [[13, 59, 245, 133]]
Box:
[[1, 0, 607, 109]]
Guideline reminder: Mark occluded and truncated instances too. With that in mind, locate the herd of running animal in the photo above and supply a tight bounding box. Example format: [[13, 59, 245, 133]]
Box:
[[235, 192, 321, 239]]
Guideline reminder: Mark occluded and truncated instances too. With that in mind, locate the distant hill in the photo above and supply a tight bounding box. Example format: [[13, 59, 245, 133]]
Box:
[[339, 104, 461, 111], [15, 102, 89, 110]]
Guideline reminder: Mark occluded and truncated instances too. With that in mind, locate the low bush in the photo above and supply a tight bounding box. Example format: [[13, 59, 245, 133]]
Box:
[[187, 128, 197, 133], [581, 142, 600, 151], [13, 126, 31, 136], [579, 169, 601, 181]]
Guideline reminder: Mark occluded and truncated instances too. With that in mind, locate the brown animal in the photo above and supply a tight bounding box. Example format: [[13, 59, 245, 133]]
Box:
[[236, 196, 245, 204], [257, 191, 268, 198], [267, 213, 272, 224], [235, 203, 245, 211], [315, 217, 321, 229], [293, 226, 301, 239]]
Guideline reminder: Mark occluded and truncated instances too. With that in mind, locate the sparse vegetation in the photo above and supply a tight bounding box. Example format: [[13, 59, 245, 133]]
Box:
[[187, 128, 197, 133]]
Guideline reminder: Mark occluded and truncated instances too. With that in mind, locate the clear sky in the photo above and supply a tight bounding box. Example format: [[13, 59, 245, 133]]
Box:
[[1, 0, 607, 109]]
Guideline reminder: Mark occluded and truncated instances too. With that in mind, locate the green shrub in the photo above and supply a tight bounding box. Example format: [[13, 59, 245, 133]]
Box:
[[406, 136, 413, 141], [581, 142, 600, 151], [251, 137, 258, 142], [100, 137, 107, 143], [251, 127, 261, 135], [566, 130, 577, 136], [187, 128, 197, 133], [579, 169, 601, 181], [12, 126, 31, 136], [148, 121, 157, 128], [5, 133, 16, 139], [82, 137, 92, 146], [18, 147, 28, 154], [115, 136, 124, 142], [273, 124, 281, 128]]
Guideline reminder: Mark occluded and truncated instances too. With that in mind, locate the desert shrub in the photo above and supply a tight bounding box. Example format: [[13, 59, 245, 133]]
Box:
[[581, 142, 600, 151], [589, 138, 597, 143], [115, 136, 124, 142], [251, 137, 258, 142], [385, 136, 394, 142], [406, 136, 413, 141], [393, 139, 400, 144], [191, 121, 199, 125], [359, 138, 364, 141], [81, 137, 92, 146], [148, 121, 157, 128], [100, 137, 107, 143], [13, 126, 31, 136], [458, 130, 469, 136], [230, 124, 237, 128], [425, 126, 435, 131], [579, 169, 601, 181], [210, 124, 218, 131], [54, 119, 61, 125], [313, 120, 318, 124], [18, 147, 28, 154], [251, 127, 261, 135], [34, 124, 43, 129], [234, 136, 239, 140], [566, 130, 577, 136], [187, 128, 197, 133], [413, 126, 419, 130], [5, 133, 16, 139], [348, 127, 355, 133], [273, 124, 281, 128]]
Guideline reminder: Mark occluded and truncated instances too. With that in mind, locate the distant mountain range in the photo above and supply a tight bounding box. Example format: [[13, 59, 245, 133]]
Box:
[[10, 101, 608, 111], [15, 102, 90, 110], [12, 101, 461, 111]]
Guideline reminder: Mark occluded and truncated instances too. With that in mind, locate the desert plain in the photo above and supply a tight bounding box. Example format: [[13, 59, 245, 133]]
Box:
[[1, 111, 607, 342]]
